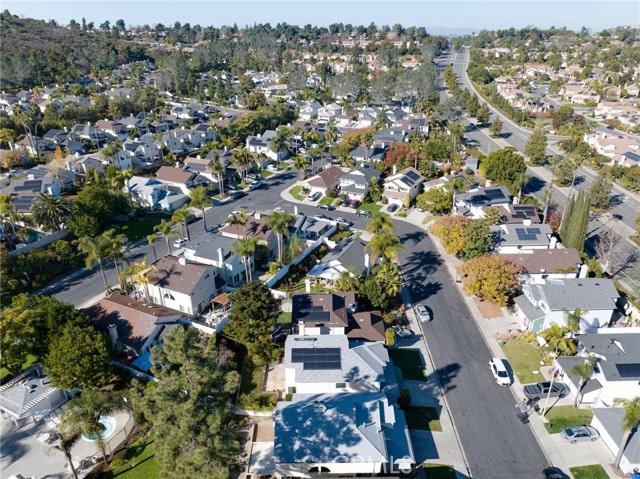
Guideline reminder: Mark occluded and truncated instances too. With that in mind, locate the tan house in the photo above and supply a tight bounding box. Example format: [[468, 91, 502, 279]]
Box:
[[383, 167, 425, 206]]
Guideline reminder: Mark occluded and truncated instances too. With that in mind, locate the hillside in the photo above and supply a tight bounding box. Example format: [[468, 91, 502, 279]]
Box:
[[0, 10, 149, 91]]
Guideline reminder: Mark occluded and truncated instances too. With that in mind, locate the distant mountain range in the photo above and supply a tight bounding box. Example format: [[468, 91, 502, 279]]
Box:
[[425, 26, 477, 36]]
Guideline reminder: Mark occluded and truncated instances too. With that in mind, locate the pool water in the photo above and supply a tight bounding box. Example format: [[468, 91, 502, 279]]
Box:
[[82, 417, 116, 442]]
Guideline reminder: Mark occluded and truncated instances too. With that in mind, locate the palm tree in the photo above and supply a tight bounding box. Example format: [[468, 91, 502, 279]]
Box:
[[78, 235, 110, 290], [53, 419, 83, 479], [232, 237, 257, 282], [539, 324, 576, 356], [293, 155, 310, 180], [612, 397, 640, 470], [569, 356, 598, 407], [266, 210, 295, 263], [564, 308, 587, 335], [270, 128, 290, 167], [336, 268, 361, 292], [123, 259, 156, 302], [228, 208, 249, 237], [147, 234, 159, 263], [102, 229, 128, 286], [30, 194, 75, 232], [208, 154, 227, 196], [172, 206, 192, 241], [0, 194, 21, 247], [62, 389, 126, 465], [154, 219, 179, 255], [100, 140, 124, 169], [366, 230, 404, 265], [325, 121, 338, 147], [231, 149, 253, 182], [373, 261, 402, 297], [189, 185, 210, 231], [514, 172, 530, 204], [367, 211, 396, 235]]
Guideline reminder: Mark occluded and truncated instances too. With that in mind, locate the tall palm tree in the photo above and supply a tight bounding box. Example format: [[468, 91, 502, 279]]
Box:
[[78, 235, 110, 290], [154, 219, 179, 255], [62, 389, 127, 465], [539, 324, 576, 356], [30, 194, 76, 232], [228, 208, 249, 237], [123, 259, 156, 303], [100, 140, 124, 169], [0, 194, 21, 247], [231, 149, 252, 182], [266, 210, 294, 263], [564, 307, 587, 335], [270, 128, 290, 167], [367, 211, 396, 235], [612, 397, 640, 470], [232, 237, 257, 282], [373, 261, 402, 297], [208, 154, 226, 196], [102, 229, 128, 286], [147, 234, 159, 262], [336, 268, 361, 292], [325, 121, 338, 148], [570, 356, 598, 407], [293, 155, 310, 180], [53, 419, 83, 479], [366, 230, 404, 265], [514, 172, 530, 204], [189, 185, 210, 231], [172, 206, 192, 241]]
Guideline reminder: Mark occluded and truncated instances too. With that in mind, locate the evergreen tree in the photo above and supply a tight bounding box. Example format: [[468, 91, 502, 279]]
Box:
[[589, 170, 612, 210], [524, 128, 548, 165], [561, 191, 590, 252]]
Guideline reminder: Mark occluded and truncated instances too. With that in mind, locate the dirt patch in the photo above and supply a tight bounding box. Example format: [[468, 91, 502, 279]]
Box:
[[473, 297, 503, 318], [254, 420, 275, 442]]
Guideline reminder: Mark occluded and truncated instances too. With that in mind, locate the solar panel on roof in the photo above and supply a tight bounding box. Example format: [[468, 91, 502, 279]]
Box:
[[515, 228, 526, 235], [291, 347, 341, 370], [484, 189, 505, 200], [616, 363, 640, 379], [527, 228, 541, 235], [406, 170, 420, 181]]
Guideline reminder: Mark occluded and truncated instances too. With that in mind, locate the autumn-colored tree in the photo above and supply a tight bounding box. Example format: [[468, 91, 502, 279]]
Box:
[[384, 142, 412, 171], [430, 215, 471, 256], [460, 255, 524, 306], [545, 209, 562, 233]]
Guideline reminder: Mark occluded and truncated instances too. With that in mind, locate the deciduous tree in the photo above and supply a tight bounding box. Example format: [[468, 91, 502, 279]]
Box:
[[481, 148, 526, 187], [416, 188, 452, 215], [430, 215, 471, 255], [460, 255, 523, 306], [460, 221, 492, 261]]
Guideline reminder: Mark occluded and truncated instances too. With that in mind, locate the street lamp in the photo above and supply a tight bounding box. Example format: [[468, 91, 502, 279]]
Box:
[[541, 334, 569, 417]]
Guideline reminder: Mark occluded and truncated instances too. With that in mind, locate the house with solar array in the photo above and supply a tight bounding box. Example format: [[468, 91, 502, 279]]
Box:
[[454, 185, 511, 219], [489, 223, 555, 254], [383, 167, 425, 206]]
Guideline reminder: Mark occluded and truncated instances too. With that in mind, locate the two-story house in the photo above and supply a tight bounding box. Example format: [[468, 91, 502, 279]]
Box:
[[454, 186, 512, 218], [514, 278, 620, 332], [146, 255, 218, 316], [317, 103, 343, 122], [305, 166, 345, 195], [349, 145, 387, 163], [219, 216, 278, 260], [383, 167, 425, 206], [182, 234, 249, 287], [500, 248, 584, 285], [299, 101, 322, 120], [154, 166, 197, 196], [245, 130, 287, 162], [126, 176, 189, 212], [339, 166, 381, 201], [490, 223, 555, 253]]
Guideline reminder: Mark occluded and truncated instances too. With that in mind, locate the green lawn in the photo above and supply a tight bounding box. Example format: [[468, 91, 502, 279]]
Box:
[[277, 311, 292, 324], [319, 196, 334, 205], [388, 349, 427, 382], [111, 215, 165, 243], [569, 465, 609, 479], [541, 405, 594, 434], [1, 355, 37, 384], [423, 464, 456, 479], [239, 360, 265, 396], [109, 433, 161, 479], [406, 406, 442, 432], [260, 170, 274, 179], [500, 339, 544, 384], [357, 202, 383, 214], [290, 185, 306, 201]]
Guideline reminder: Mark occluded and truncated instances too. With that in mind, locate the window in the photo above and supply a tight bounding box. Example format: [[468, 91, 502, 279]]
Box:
[[336, 383, 347, 389]]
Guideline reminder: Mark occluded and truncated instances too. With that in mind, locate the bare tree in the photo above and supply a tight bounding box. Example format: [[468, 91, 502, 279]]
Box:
[[595, 229, 636, 275]]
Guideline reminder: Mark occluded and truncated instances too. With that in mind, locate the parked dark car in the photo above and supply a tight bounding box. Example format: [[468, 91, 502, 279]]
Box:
[[230, 191, 247, 200], [355, 210, 370, 217], [317, 203, 336, 211], [388, 203, 399, 213], [523, 382, 568, 401], [542, 467, 568, 479]]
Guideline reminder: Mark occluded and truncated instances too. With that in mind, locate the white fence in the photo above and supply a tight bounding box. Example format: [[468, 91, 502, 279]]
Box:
[[8, 230, 68, 256]]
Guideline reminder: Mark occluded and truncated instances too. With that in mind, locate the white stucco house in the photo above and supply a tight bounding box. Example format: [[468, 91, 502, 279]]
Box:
[[454, 186, 511, 219], [591, 407, 640, 474], [182, 234, 250, 287], [490, 223, 555, 254], [514, 278, 620, 332], [383, 167, 425, 206]]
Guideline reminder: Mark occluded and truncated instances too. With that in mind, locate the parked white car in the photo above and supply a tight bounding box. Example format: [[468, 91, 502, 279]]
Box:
[[415, 304, 431, 322], [173, 238, 187, 248], [489, 357, 512, 386]]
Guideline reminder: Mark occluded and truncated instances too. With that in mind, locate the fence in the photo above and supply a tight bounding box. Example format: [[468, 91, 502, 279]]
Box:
[[8, 230, 68, 256], [103, 413, 135, 457]]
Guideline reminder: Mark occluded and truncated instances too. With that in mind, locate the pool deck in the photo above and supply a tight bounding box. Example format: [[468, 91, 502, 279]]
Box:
[[1, 411, 131, 478]]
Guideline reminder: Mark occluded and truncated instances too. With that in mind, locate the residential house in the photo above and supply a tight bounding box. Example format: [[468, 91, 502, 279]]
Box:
[[275, 392, 414, 477], [284, 334, 391, 394], [4, 164, 74, 213], [308, 237, 370, 284], [583, 132, 640, 165], [299, 101, 322, 120], [154, 166, 197, 196], [95, 120, 128, 140], [64, 153, 105, 179], [245, 130, 288, 162], [305, 166, 344, 195], [514, 278, 620, 332], [118, 138, 161, 168], [182, 234, 249, 287], [383, 167, 425, 206], [85, 294, 183, 358], [69, 123, 108, 144], [339, 166, 381, 201], [559, 83, 601, 104], [147, 255, 218, 316], [292, 292, 385, 342], [554, 329, 640, 410], [499, 204, 541, 224], [591, 407, 640, 474], [349, 145, 387, 163], [373, 127, 408, 148], [454, 186, 512, 218], [220, 216, 278, 260], [184, 156, 216, 182], [292, 216, 333, 241], [490, 224, 555, 253], [126, 176, 189, 212], [500, 248, 583, 285], [318, 103, 343, 122]]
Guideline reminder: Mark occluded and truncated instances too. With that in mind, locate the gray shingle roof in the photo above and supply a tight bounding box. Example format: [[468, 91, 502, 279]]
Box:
[[578, 332, 640, 382], [593, 408, 640, 464], [321, 237, 368, 276], [538, 279, 619, 311], [183, 234, 237, 262]]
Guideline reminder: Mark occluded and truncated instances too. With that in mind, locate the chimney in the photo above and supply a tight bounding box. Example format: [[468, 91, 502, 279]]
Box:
[[294, 205, 298, 216], [178, 256, 187, 266], [549, 236, 558, 249], [364, 253, 371, 276], [305, 278, 311, 293], [579, 263, 588, 278], [298, 319, 305, 336], [108, 324, 118, 345], [175, 161, 180, 168], [217, 247, 224, 266], [392, 165, 397, 175]]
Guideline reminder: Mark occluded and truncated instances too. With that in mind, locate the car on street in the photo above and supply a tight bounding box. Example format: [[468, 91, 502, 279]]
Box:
[[489, 357, 512, 386], [274, 206, 285, 213], [523, 382, 568, 401], [173, 238, 187, 248], [560, 426, 599, 444], [317, 203, 335, 210], [307, 191, 322, 201], [355, 209, 370, 217], [335, 217, 353, 227], [230, 191, 247, 200], [248, 180, 264, 190], [415, 303, 431, 322], [314, 214, 331, 221], [542, 467, 568, 479], [388, 203, 399, 213]]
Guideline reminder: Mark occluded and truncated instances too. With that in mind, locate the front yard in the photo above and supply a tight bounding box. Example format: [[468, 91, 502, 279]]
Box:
[[111, 214, 167, 242], [289, 185, 307, 201], [569, 465, 610, 479], [357, 202, 383, 214], [388, 349, 427, 382], [500, 338, 544, 384], [406, 406, 442, 432], [541, 405, 594, 434]]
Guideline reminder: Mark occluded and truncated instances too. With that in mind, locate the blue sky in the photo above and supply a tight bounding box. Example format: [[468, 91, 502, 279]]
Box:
[[4, 1, 639, 32]]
